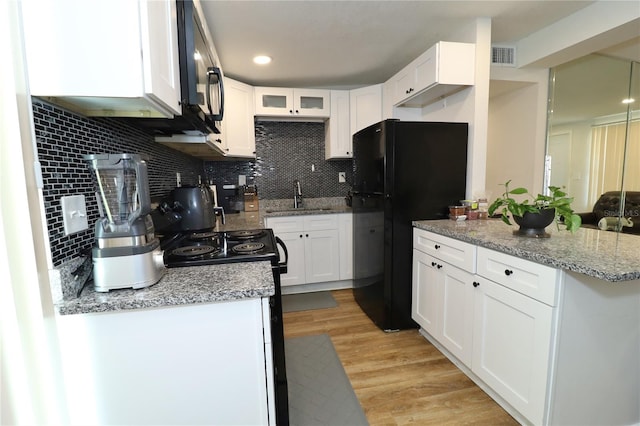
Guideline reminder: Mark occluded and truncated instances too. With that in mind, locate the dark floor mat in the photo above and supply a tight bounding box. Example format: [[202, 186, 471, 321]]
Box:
[[285, 334, 369, 426]]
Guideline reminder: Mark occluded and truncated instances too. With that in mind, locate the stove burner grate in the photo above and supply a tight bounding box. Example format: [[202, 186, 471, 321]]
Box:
[[231, 242, 265, 254], [172, 245, 219, 258], [227, 230, 265, 240]]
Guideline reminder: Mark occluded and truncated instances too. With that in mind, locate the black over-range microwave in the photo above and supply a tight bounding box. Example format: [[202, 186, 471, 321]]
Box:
[[130, 0, 224, 136]]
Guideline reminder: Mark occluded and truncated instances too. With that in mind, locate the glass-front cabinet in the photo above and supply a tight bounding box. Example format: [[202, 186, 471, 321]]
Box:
[[546, 54, 639, 234], [254, 87, 330, 118]]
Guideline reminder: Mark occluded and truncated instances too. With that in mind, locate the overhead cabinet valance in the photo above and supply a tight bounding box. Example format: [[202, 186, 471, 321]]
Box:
[[389, 41, 476, 108]]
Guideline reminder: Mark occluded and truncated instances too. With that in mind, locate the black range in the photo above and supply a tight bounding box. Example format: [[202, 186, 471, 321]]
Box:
[[162, 228, 290, 426]]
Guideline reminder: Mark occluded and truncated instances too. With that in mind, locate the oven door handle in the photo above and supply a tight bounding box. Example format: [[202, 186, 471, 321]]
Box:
[[275, 236, 288, 274]]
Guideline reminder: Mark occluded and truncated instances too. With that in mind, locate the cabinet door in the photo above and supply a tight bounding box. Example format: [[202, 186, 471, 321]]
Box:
[[472, 278, 553, 425], [440, 263, 475, 366], [413, 44, 438, 93], [391, 64, 416, 105], [412, 250, 474, 366], [412, 250, 441, 337], [254, 87, 294, 116], [223, 78, 256, 158], [294, 89, 330, 117], [350, 84, 382, 134], [140, 0, 181, 115], [56, 300, 269, 425], [325, 90, 352, 159], [276, 232, 306, 287], [304, 229, 340, 283]]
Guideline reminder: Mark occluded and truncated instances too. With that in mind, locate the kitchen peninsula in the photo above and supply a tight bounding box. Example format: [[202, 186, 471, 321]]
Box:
[[412, 219, 640, 425]]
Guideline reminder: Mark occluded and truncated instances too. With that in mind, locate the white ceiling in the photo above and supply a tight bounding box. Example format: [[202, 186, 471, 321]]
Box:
[[200, 0, 600, 88]]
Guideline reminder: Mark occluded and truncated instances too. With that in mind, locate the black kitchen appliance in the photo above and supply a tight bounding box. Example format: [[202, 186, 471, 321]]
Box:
[[163, 228, 289, 425], [170, 185, 216, 231], [125, 0, 223, 136], [352, 119, 468, 331]]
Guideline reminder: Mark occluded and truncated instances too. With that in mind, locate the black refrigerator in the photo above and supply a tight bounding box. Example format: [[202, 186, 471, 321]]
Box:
[[352, 119, 468, 331]]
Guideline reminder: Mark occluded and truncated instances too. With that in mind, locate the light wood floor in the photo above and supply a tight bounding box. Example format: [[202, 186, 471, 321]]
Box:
[[283, 289, 518, 426]]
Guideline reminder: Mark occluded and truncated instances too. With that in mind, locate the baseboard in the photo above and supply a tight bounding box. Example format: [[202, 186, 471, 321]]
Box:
[[281, 280, 353, 295]]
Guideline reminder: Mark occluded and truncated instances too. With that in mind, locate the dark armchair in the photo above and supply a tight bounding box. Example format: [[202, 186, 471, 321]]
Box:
[[578, 191, 640, 234]]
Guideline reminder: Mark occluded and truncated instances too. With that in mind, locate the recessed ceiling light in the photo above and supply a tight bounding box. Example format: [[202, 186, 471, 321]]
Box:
[[622, 98, 635, 104], [253, 55, 272, 65]]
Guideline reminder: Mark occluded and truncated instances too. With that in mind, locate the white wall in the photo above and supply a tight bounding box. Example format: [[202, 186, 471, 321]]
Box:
[[486, 67, 549, 199]]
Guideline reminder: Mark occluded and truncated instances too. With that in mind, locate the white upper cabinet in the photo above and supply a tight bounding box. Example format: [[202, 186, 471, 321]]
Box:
[[254, 87, 330, 118], [22, 0, 181, 118], [325, 90, 352, 159], [350, 84, 382, 135], [389, 41, 475, 108], [222, 78, 256, 158]]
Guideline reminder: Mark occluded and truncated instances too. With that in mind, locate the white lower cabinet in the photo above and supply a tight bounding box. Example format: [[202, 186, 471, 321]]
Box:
[[472, 275, 553, 425], [56, 298, 273, 425], [412, 249, 474, 366], [265, 214, 342, 286], [412, 228, 557, 425]]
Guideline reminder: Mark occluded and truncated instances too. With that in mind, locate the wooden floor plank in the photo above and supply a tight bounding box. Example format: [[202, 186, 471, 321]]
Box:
[[283, 289, 518, 425]]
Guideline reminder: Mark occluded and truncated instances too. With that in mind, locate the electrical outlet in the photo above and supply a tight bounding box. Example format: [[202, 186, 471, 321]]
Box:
[[60, 195, 89, 235], [338, 172, 346, 183], [176, 172, 181, 187]]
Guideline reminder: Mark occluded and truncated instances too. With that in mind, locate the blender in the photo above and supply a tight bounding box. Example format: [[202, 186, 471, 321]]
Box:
[[85, 153, 165, 292]]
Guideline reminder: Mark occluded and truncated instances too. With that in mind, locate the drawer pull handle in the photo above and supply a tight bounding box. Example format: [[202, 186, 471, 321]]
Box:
[[434, 244, 441, 249], [431, 262, 437, 267], [505, 269, 513, 276], [473, 281, 480, 287], [437, 264, 442, 269]]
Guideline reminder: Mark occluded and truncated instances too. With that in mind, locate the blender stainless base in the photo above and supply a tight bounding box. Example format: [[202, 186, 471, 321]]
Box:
[[93, 245, 165, 292]]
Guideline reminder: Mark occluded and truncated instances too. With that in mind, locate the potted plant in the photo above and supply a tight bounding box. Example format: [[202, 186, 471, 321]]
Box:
[[488, 180, 581, 237]]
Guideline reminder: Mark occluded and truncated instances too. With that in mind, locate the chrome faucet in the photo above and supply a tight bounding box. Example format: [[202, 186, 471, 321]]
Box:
[[294, 180, 303, 209]]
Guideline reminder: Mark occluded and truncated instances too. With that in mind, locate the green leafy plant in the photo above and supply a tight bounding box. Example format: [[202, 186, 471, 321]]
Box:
[[488, 180, 582, 232]]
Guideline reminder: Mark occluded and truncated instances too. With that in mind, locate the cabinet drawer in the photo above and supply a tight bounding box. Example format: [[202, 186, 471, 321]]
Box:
[[476, 247, 559, 306], [413, 228, 476, 273], [264, 216, 304, 233], [303, 214, 338, 231]]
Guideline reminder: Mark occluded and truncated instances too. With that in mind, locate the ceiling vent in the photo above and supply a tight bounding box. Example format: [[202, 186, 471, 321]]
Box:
[[491, 45, 516, 67]]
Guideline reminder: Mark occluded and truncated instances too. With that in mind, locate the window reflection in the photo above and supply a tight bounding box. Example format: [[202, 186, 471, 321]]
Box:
[[546, 55, 640, 234]]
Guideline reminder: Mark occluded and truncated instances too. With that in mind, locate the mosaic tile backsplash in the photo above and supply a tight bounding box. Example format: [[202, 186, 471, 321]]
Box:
[[34, 103, 353, 267], [33, 100, 204, 266], [205, 121, 353, 199]]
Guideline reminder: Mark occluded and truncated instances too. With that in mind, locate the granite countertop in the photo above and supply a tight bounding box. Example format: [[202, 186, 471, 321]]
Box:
[[413, 219, 640, 282], [54, 197, 351, 316], [57, 261, 275, 315]]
